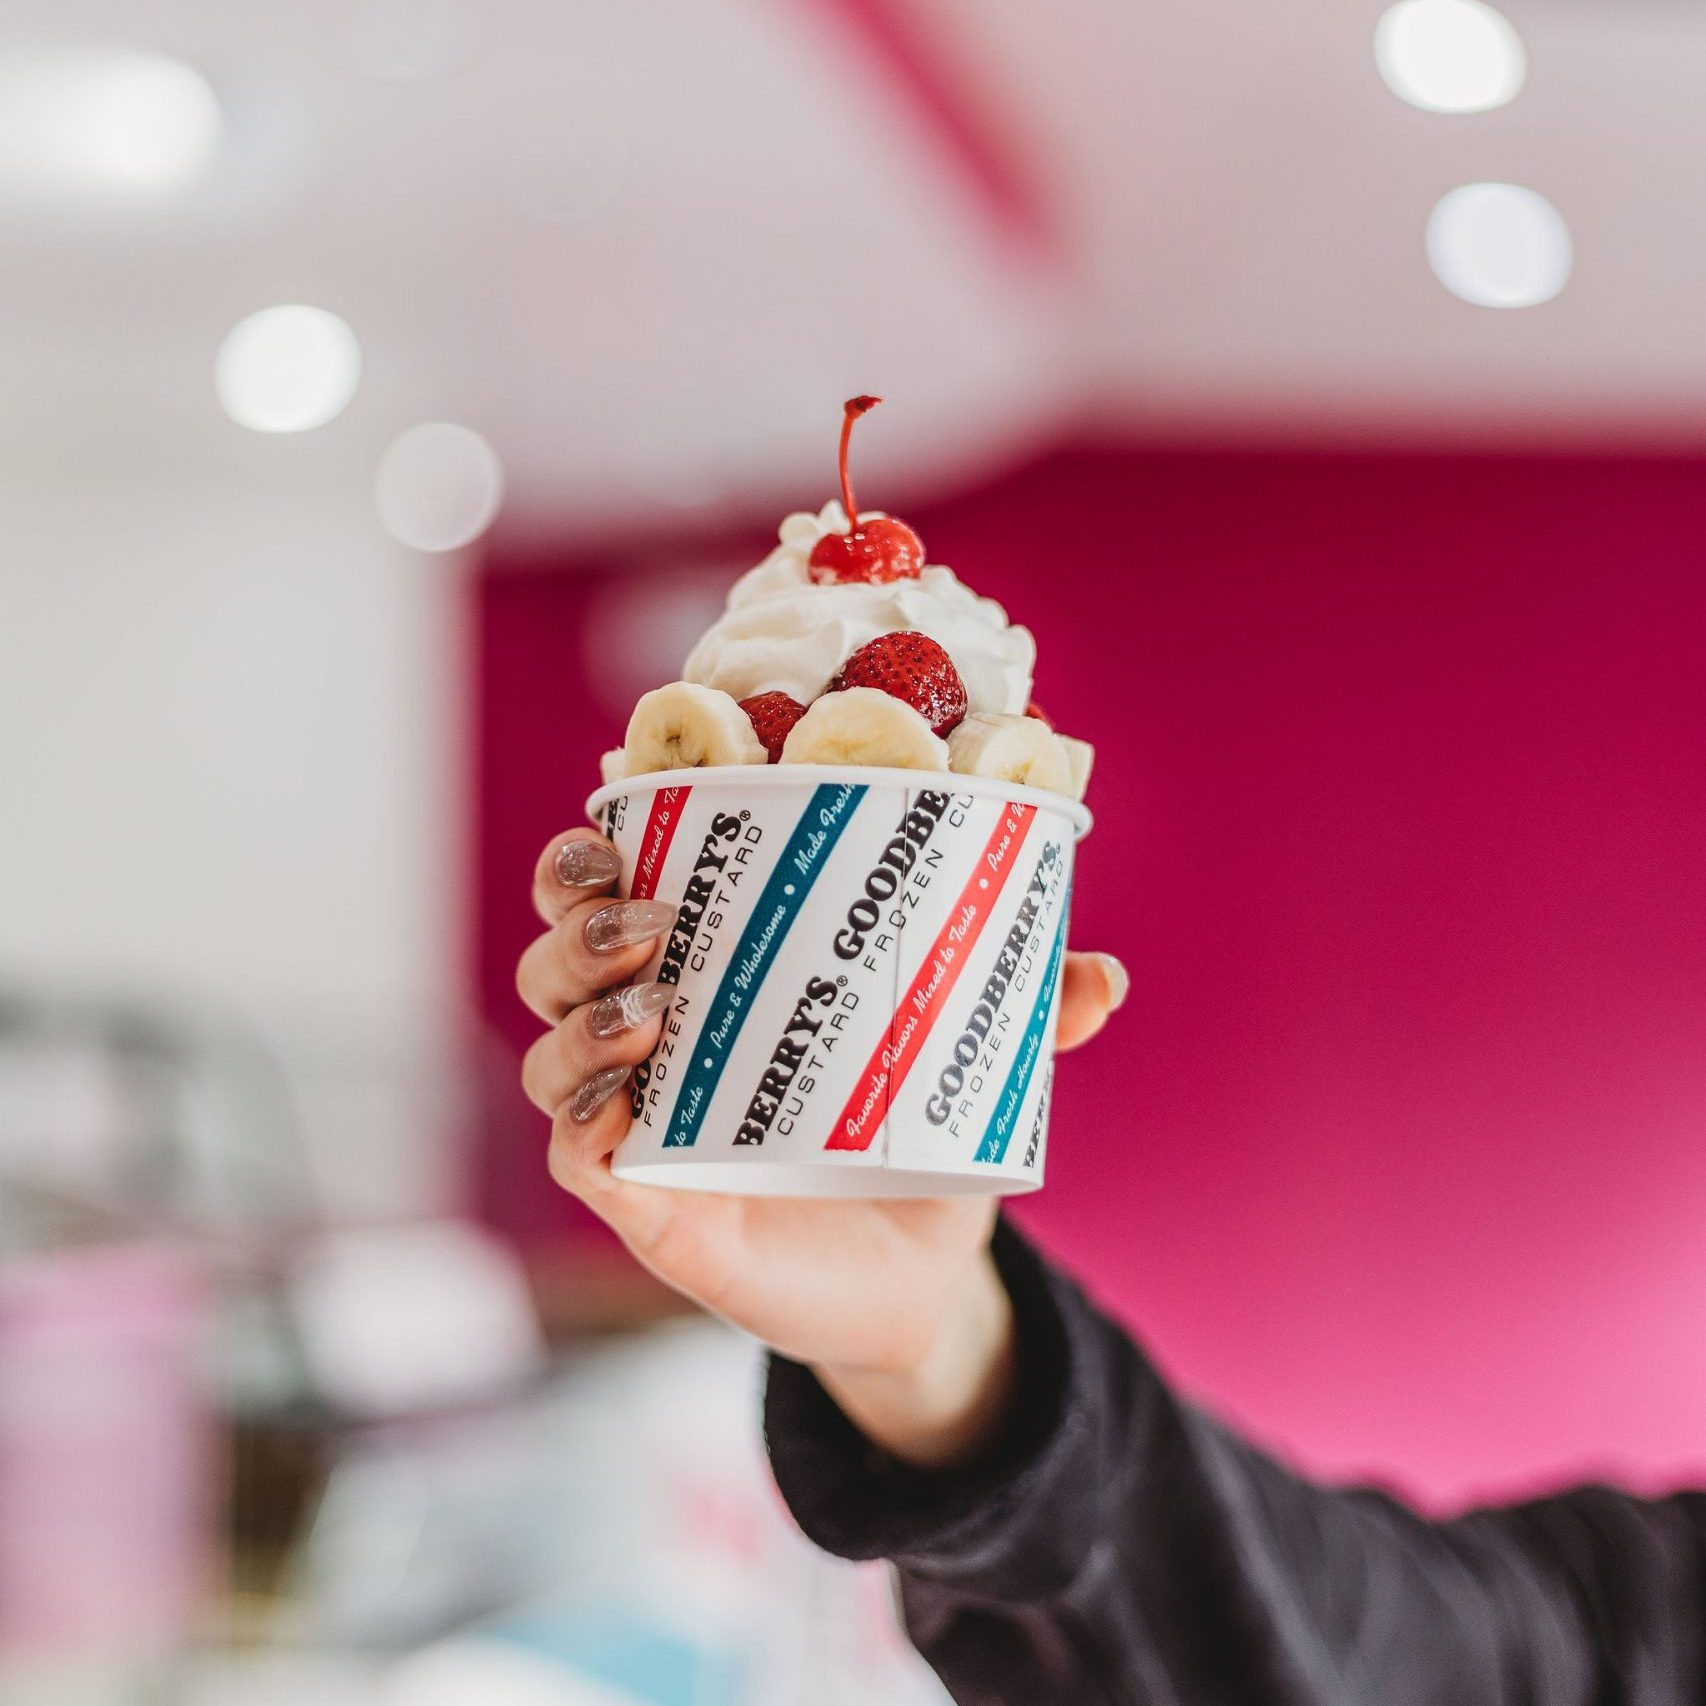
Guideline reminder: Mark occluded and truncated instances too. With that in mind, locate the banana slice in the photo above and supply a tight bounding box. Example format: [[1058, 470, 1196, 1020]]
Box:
[[779, 687, 949, 770], [623, 681, 767, 775], [598, 748, 629, 787], [947, 713, 1074, 796], [1057, 735, 1095, 802]]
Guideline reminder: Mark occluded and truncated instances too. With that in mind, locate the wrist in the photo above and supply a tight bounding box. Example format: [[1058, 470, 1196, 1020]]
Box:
[[813, 1248, 1016, 1470]]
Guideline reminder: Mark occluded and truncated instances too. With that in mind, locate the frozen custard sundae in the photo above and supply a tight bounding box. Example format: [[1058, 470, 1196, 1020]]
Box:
[[603, 397, 1093, 802]]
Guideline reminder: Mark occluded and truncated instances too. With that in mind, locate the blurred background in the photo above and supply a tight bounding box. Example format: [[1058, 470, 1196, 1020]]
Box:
[[5, 0, 1706, 1700]]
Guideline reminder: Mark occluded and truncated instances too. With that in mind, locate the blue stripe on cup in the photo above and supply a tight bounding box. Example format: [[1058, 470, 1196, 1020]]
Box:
[[663, 783, 866, 1149], [974, 895, 1071, 1166]]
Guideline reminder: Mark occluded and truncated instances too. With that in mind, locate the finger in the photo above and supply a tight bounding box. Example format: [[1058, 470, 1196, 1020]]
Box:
[[521, 982, 673, 1115], [1056, 951, 1129, 1052], [516, 896, 678, 1023], [545, 1090, 677, 1254], [532, 829, 623, 925]]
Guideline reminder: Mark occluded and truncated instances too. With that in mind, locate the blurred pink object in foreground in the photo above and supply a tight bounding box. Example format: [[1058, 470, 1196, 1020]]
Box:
[[0, 1243, 214, 1657]]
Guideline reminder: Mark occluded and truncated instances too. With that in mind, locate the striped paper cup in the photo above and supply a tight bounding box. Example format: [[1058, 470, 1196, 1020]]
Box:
[[585, 766, 1092, 1197]]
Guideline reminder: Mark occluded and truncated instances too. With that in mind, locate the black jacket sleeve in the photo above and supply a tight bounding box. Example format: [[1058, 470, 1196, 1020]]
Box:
[[764, 1219, 1706, 1706]]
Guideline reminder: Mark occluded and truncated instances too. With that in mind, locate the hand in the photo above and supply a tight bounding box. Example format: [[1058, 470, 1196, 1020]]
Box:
[[517, 826, 1128, 1466]]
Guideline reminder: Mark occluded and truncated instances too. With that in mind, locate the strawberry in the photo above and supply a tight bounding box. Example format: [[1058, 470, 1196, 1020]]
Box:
[[831, 632, 967, 736], [739, 691, 807, 762]]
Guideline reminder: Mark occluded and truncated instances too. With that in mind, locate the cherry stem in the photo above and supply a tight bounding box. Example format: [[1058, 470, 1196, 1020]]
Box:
[[837, 394, 880, 531]]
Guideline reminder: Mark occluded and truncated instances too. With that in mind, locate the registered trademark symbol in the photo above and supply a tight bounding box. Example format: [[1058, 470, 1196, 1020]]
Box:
[[836, 975, 848, 986], [739, 810, 751, 821]]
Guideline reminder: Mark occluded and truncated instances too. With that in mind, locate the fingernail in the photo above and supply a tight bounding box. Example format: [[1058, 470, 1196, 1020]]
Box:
[[587, 981, 672, 1038], [1094, 953, 1130, 1011], [571, 1064, 631, 1123], [556, 840, 621, 889], [584, 900, 677, 953]]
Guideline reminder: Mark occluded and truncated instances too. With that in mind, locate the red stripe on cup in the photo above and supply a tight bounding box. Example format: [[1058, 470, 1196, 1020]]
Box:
[[630, 787, 690, 900], [826, 801, 1037, 1152]]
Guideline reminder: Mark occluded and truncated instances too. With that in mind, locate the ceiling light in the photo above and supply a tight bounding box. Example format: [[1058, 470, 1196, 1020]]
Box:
[[375, 424, 504, 552], [1375, 0, 1525, 115], [215, 306, 362, 434], [0, 49, 222, 199], [1426, 183, 1572, 308]]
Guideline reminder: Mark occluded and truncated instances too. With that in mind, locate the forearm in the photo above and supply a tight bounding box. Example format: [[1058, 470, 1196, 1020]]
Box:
[[769, 1222, 1700, 1706]]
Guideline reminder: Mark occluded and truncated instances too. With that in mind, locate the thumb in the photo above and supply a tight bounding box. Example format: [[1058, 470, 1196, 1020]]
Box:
[[1056, 951, 1129, 1052]]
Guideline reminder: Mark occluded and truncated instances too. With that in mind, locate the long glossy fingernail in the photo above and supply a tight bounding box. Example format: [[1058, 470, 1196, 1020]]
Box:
[[588, 981, 672, 1038], [571, 1064, 631, 1123], [556, 839, 621, 889], [1093, 953, 1130, 1011], [584, 899, 677, 953]]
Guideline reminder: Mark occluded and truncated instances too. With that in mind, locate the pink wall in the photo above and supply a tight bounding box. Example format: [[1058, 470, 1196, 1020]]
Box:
[[474, 443, 1706, 1508]]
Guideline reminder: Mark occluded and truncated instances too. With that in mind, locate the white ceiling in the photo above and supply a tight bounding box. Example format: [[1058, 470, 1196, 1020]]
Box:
[[960, 0, 1706, 442], [5, 0, 1705, 540]]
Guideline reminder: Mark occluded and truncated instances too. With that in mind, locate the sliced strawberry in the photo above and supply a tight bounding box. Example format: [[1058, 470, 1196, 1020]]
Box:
[[1025, 700, 1053, 729], [739, 691, 807, 762], [831, 632, 967, 736]]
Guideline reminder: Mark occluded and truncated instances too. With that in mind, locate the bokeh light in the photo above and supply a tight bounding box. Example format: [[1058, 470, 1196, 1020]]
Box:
[[1375, 0, 1525, 115], [215, 305, 363, 433], [0, 49, 222, 198], [582, 568, 733, 721], [1427, 182, 1572, 308], [374, 423, 504, 552]]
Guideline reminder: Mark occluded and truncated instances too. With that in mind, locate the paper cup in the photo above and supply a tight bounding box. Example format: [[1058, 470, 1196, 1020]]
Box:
[[585, 766, 1092, 1198]]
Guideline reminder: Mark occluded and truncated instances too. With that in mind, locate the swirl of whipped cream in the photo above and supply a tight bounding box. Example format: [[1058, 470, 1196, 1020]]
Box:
[[682, 502, 1035, 715]]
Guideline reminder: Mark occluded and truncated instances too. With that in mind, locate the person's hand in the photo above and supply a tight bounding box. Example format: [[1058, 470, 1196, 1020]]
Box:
[[517, 826, 1128, 1466]]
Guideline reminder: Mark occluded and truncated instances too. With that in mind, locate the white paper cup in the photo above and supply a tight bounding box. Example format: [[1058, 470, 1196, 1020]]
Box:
[[585, 766, 1092, 1198]]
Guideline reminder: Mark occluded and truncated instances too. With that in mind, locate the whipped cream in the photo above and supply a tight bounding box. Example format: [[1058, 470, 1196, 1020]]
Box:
[[682, 502, 1035, 715]]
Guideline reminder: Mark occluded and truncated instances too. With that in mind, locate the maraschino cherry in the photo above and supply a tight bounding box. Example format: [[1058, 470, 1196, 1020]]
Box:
[[807, 395, 926, 585]]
